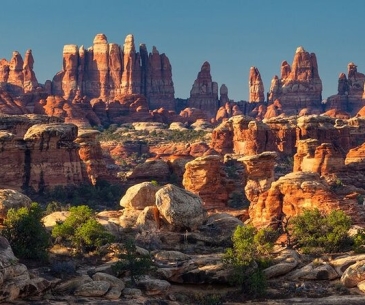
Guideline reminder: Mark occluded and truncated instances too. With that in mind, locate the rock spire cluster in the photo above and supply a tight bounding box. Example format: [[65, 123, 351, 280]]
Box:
[[52, 33, 175, 110]]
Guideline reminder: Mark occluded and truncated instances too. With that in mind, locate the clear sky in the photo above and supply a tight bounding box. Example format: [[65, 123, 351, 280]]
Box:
[[0, 0, 364, 102]]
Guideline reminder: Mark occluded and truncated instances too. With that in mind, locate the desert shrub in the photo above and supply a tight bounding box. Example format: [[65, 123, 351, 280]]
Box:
[[353, 229, 365, 253], [223, 225, 277, 297], [290, 209, 352, 254], [3, 202, 50, 260], [112, 239, 153, 285], [52, 205, 114, 252]]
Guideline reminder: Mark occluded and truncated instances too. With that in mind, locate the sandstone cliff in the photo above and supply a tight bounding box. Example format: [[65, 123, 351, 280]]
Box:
[[0, 114, 110, 191]]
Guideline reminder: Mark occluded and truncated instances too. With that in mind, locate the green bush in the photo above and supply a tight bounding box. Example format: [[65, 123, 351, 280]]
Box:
[[3, 202, 50, 260], [52, 205, 114, 252], [353, 229, 365, 253], [112, 239, 153, 285], [223, 225, 277, 297], [290, 209, 352, 254]]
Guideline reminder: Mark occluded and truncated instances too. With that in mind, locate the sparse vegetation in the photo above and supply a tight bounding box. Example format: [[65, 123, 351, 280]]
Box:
[[112, 239, 154, 285], [2, 202, 50, 261], [51, 205, 115, 253], [290, 209, 352, 254], [223, 225, 277, 297]]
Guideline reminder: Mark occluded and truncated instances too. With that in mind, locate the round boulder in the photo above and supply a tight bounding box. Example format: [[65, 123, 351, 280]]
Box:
[[120, 182, 160, 210], [155, 184, 206, 230], [0, 189, 32, 222]]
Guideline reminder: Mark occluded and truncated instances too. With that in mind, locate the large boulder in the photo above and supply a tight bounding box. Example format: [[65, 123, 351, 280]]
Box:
[[341, 260, 365, 288], [120, 182, 160, 210], [155, 184, 206, 230], [0, 189, 32, 222]]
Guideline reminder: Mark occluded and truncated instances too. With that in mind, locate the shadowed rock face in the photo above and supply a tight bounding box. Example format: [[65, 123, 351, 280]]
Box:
[[52, 33, 175, 110], [188, 61, 219, 120]]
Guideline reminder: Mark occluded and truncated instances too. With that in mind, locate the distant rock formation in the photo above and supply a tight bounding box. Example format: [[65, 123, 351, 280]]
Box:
[[268, 46, 322, 115], [327, 62, 365, 116], [52, 33, 175, 110], [249, 67, 264, 102], [188, 61, 219, 120], [210, 114, 365, 157], [0, 50, 38, 95]]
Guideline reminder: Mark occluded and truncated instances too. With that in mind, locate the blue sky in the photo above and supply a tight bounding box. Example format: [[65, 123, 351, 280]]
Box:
[[1, 0, 364, 101]]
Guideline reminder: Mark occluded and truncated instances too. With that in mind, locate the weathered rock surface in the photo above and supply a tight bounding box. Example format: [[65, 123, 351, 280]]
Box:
[[341, 260, 365, 288], [248, 171, 342, 228], [182, 155, 229, 209], [0, 115, 110, 191], [0, 189, 32, 221], [120, 182, 161, 210], [155, 184, 206, 230]]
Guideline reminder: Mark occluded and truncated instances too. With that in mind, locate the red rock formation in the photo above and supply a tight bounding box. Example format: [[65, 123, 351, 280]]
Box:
[[327, 63, 365, 116], [188, 62, 219, 120], [183, 155, 229, 209], [294, 140, 345, 175], [268, 47, 322, 115], [240, 152, 277, 207], [0, 115, 111, 191], [22, 50, 38, 93], [147, 46, 175, 110], [52, 33, 175, 111], [249, 67, 264, 102]]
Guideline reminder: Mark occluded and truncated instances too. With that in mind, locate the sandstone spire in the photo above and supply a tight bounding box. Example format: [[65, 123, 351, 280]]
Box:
[[23, 49, 38, 93], [267, 46, 322, 115], [249, 66, 264, 102], [188, 61, 219, 119]]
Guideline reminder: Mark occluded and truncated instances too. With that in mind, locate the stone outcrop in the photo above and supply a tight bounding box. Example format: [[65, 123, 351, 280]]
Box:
[[182, 155, 229, 209], [52, 33, 175, 110], [249, 66, 264, 102], [240, 152, 277, 207], [188, 62, 219, 120], [268, 47, 322, 115], [294, 140, 345, 175], [210, 114, 365, 157], [0, 114, 110, 191], [0, 236, 51, 301]]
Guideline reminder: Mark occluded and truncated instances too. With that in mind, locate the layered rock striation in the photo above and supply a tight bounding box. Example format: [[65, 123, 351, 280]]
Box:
[[0, 114, 109, 191]]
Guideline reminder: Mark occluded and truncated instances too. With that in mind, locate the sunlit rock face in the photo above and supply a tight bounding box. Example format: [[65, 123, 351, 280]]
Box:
[[249, 66, 264, 103], [52, 33, 175, 110], [268, 46, 322, 115]]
